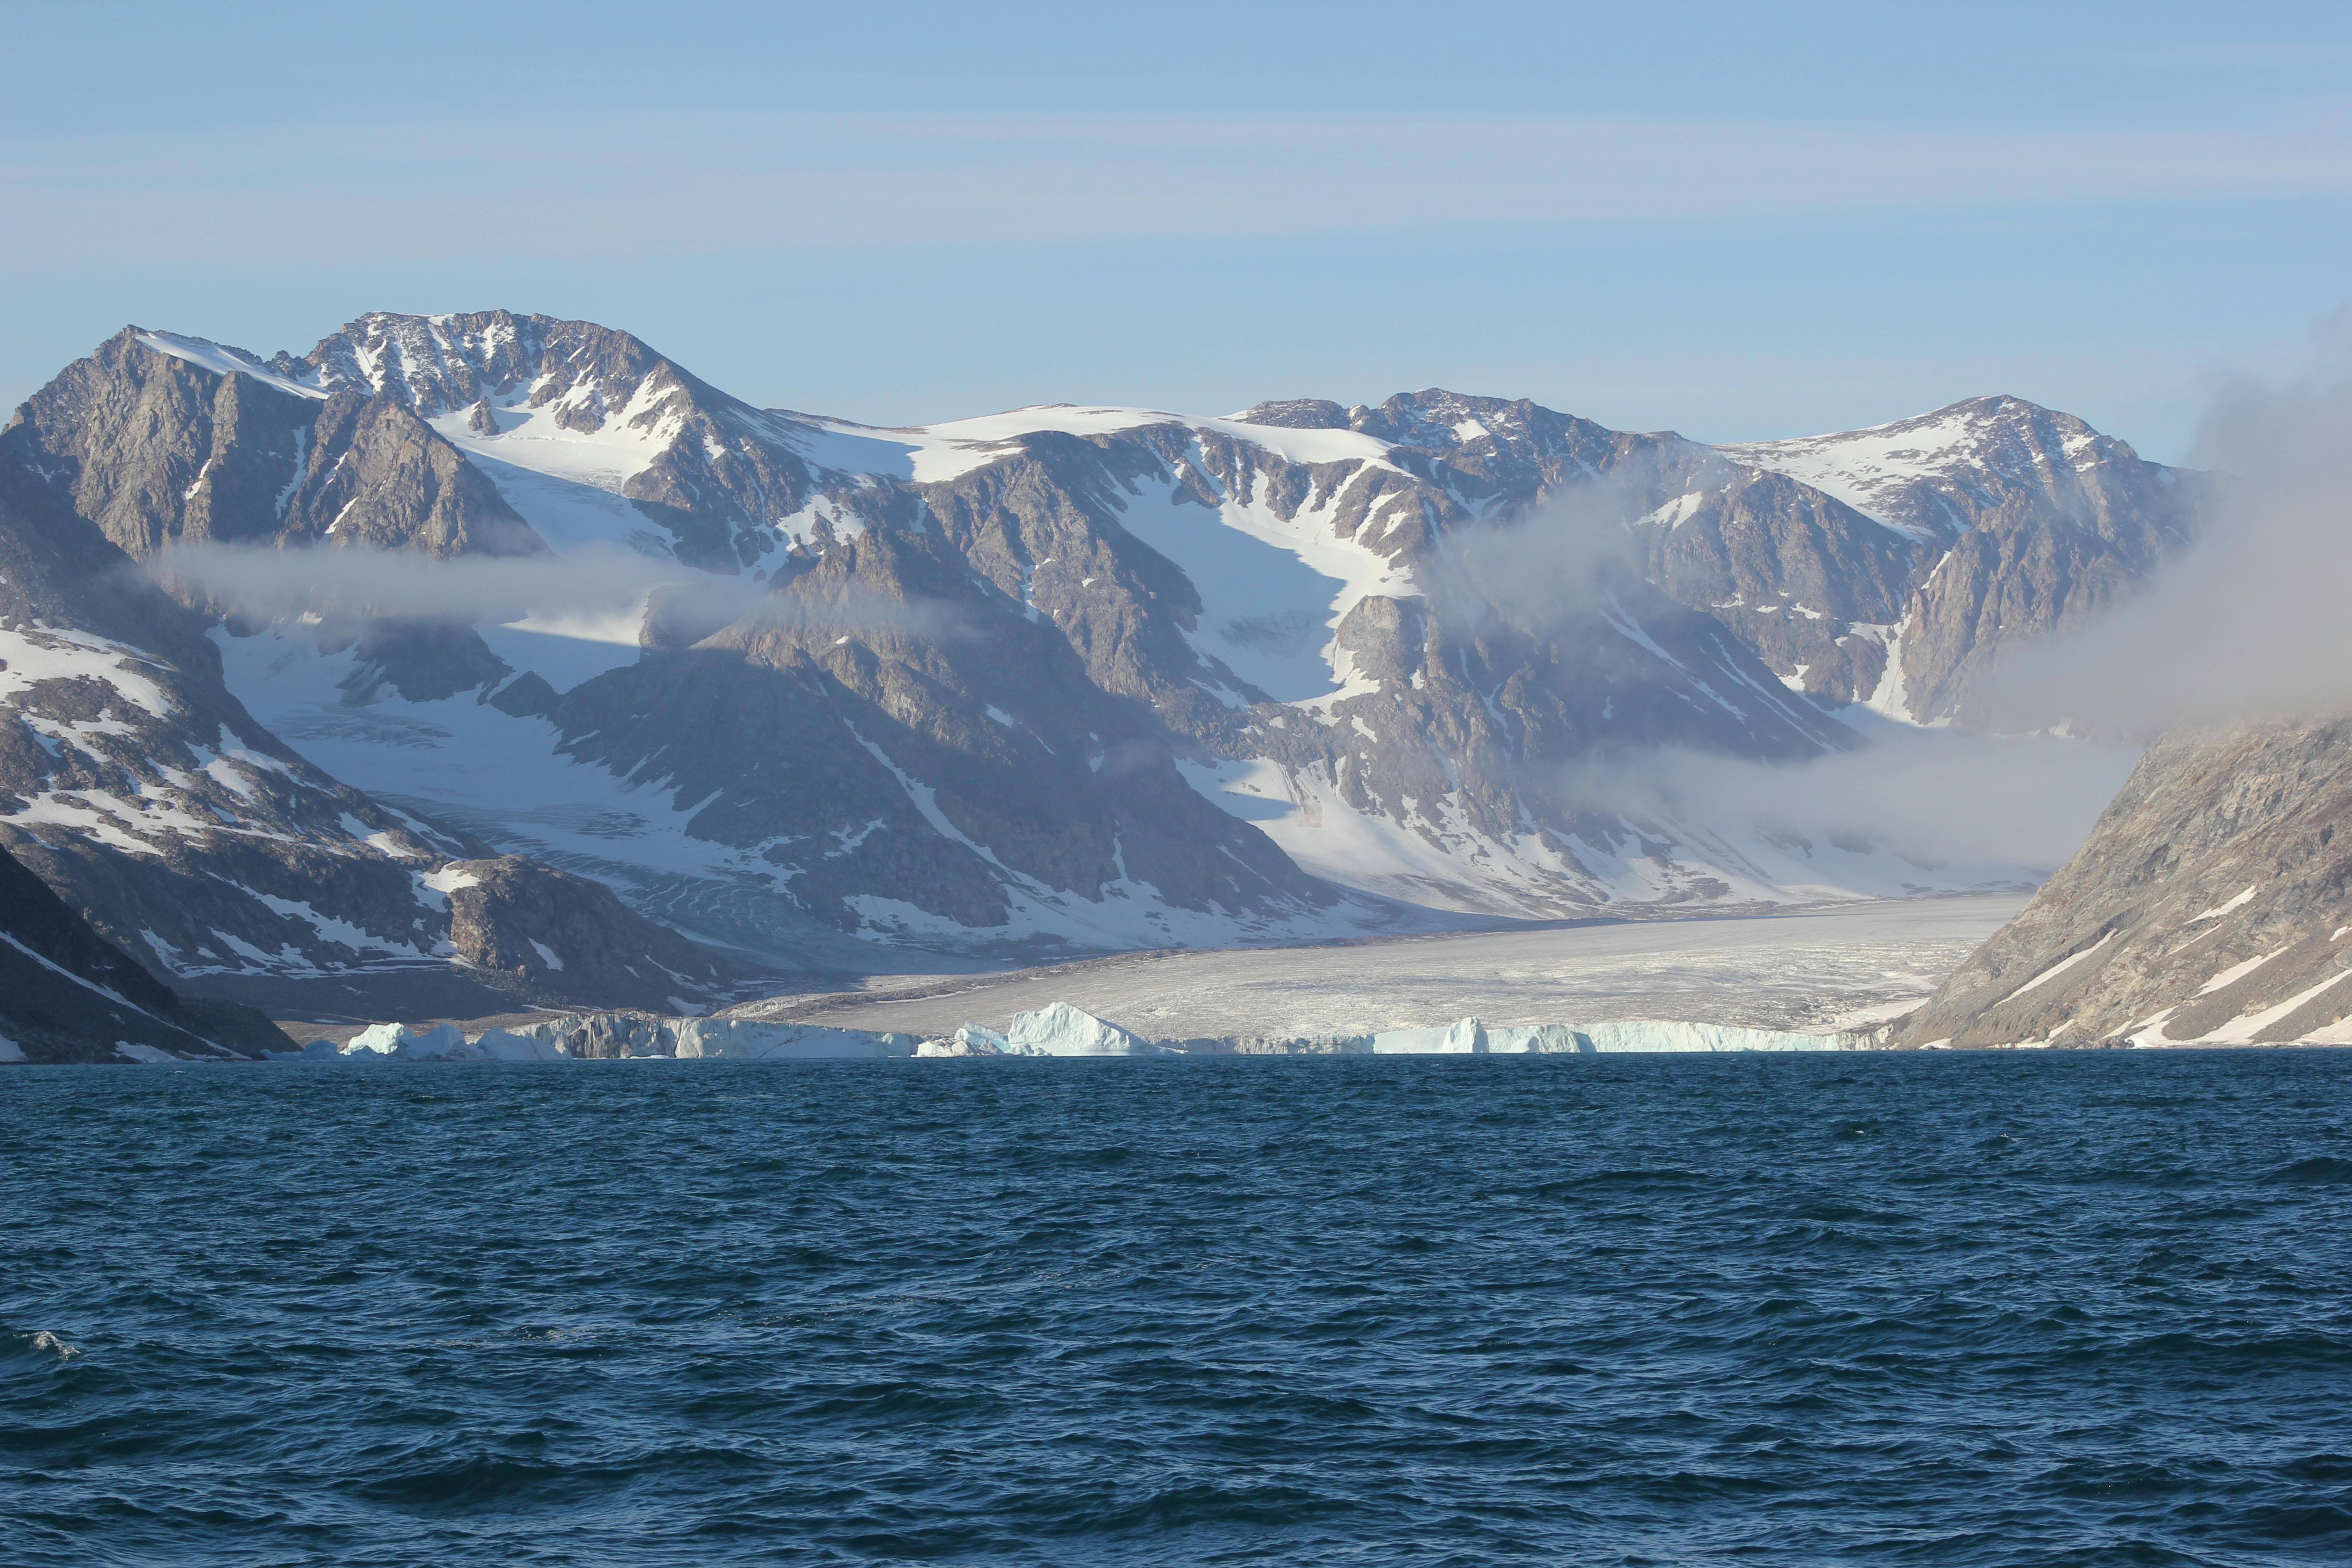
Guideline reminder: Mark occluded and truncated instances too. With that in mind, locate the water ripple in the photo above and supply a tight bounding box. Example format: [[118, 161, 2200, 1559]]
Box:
[[4, 1051, 2352, 1563]]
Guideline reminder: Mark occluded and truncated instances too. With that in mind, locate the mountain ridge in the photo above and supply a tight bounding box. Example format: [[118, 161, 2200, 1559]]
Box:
[[0, 310, 2201, 1016]]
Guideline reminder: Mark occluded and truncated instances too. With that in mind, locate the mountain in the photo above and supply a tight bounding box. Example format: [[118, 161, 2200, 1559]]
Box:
[[8, 328, 544, 560], [1898, 720, 2352, 1048], [0, 310, 2201, 1004], [1722, 397, 2195, 725], [0, 841, 284, 1064], [0, 356, 758, 1019]]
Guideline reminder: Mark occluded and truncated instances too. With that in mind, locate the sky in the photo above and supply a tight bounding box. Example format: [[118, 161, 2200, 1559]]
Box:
[[4, 1, 2350, 460]]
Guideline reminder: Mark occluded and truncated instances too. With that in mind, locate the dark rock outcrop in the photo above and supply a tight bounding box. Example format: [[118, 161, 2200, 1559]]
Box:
[[438, 854, 744, 1012], [0, 843, 282, 1063]]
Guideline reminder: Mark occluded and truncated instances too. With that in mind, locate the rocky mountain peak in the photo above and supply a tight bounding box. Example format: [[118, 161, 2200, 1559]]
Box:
[[0, 309, 2216, 1001], [0, 327, 544, 562], [304, 310, 684, 421], [1230, 398, 1352, 430], [1717, 393, 2160, 540]]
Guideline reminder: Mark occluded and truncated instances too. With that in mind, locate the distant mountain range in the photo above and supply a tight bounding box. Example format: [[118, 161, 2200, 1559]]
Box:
[[0, 311, 2204, 1028]]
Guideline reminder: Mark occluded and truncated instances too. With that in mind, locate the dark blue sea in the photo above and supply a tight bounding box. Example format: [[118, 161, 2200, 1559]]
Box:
[[6, 1051, 2352, 1567]]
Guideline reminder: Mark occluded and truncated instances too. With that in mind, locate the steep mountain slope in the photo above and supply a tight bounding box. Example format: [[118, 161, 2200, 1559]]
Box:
[[883, 406, 1863, 915], [220, 313, 2197, 925], [235, 318, 1912, 923], [5, 321, 1375, 966], [0, 353, 758, 1018], [1899, 719, 2352, 1047], [299, 310, 834, 569], [5, 328, 545, 560], [0, 841, 284, 1064], [1250, 389, 1937, 709]]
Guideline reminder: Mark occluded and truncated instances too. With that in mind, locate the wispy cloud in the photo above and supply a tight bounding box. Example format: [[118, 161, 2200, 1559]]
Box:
[[1568, 728, 2142, 872], [10, 109, 2352, 272], [144, 542, 962, 646]]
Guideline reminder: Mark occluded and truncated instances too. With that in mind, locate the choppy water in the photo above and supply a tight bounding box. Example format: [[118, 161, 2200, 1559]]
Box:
[[6, 1052, 2352, 1566]]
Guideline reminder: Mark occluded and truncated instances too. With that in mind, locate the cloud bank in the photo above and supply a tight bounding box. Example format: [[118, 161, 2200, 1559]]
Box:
[[145, 542, 965, 647], [1981, 342, 2352, 734]]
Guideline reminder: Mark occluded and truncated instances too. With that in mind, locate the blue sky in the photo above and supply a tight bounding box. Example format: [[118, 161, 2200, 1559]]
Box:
[[4, 1, 2349, 459]]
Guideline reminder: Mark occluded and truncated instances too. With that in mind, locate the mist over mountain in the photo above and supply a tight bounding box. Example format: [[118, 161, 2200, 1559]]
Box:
[[0, 309, 2205, 1024], [1899, 351, 2352, 1047]]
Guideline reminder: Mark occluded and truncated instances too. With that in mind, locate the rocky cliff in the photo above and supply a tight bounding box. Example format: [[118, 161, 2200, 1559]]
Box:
[[1725, 396, 2196, 724], [4, 329, 544, 560], [1899, 719, 2352, 1047]]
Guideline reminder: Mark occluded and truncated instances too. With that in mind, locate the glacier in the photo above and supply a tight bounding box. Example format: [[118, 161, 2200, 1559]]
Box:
[[280, 1003, 1859, 1063]]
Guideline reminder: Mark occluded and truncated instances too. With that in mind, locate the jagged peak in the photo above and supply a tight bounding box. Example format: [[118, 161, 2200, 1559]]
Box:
[[301, 309, 738, 427], [1230, 398, 1350, 430]]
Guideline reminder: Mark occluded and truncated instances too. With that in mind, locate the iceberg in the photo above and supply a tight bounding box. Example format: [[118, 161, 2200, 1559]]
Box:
[[1003, 1002, 1158, 1057], [920, 1024, 1010, 1056], [471, 1026, 571, 1061], [284, 1001, 1853, 1067], [1484, 1023, 1588, 1053], [673, 1019, 915, 1059], [339, 1022, 471, 1060]]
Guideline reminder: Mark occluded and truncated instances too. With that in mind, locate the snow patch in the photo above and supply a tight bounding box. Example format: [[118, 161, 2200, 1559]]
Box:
[[134, 331, 326, 402], [2189, 885, 2257, 923], [1994, 931, 2115, 1007]]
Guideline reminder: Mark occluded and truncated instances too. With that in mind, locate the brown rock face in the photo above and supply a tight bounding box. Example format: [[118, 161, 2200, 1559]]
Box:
[[0, 347, 748, 1021], [1, 329, 544, 561], [303, 310, 822, 571], [439, 855, 742, 1012], [1899, 719, 2352, 1047]]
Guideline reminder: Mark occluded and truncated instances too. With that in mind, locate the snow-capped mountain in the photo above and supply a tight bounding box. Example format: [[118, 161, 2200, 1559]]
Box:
[[1724, 397, 2193, 725], [14, 328, 544, 561], [0, 351, 757, 1017], [0, 311, 2202, 1008]]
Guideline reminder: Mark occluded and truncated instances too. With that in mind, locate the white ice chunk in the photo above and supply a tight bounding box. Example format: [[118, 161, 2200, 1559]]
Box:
[[471, 1027, 571, 1061], [1003, 1001, 1155, 1056]]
